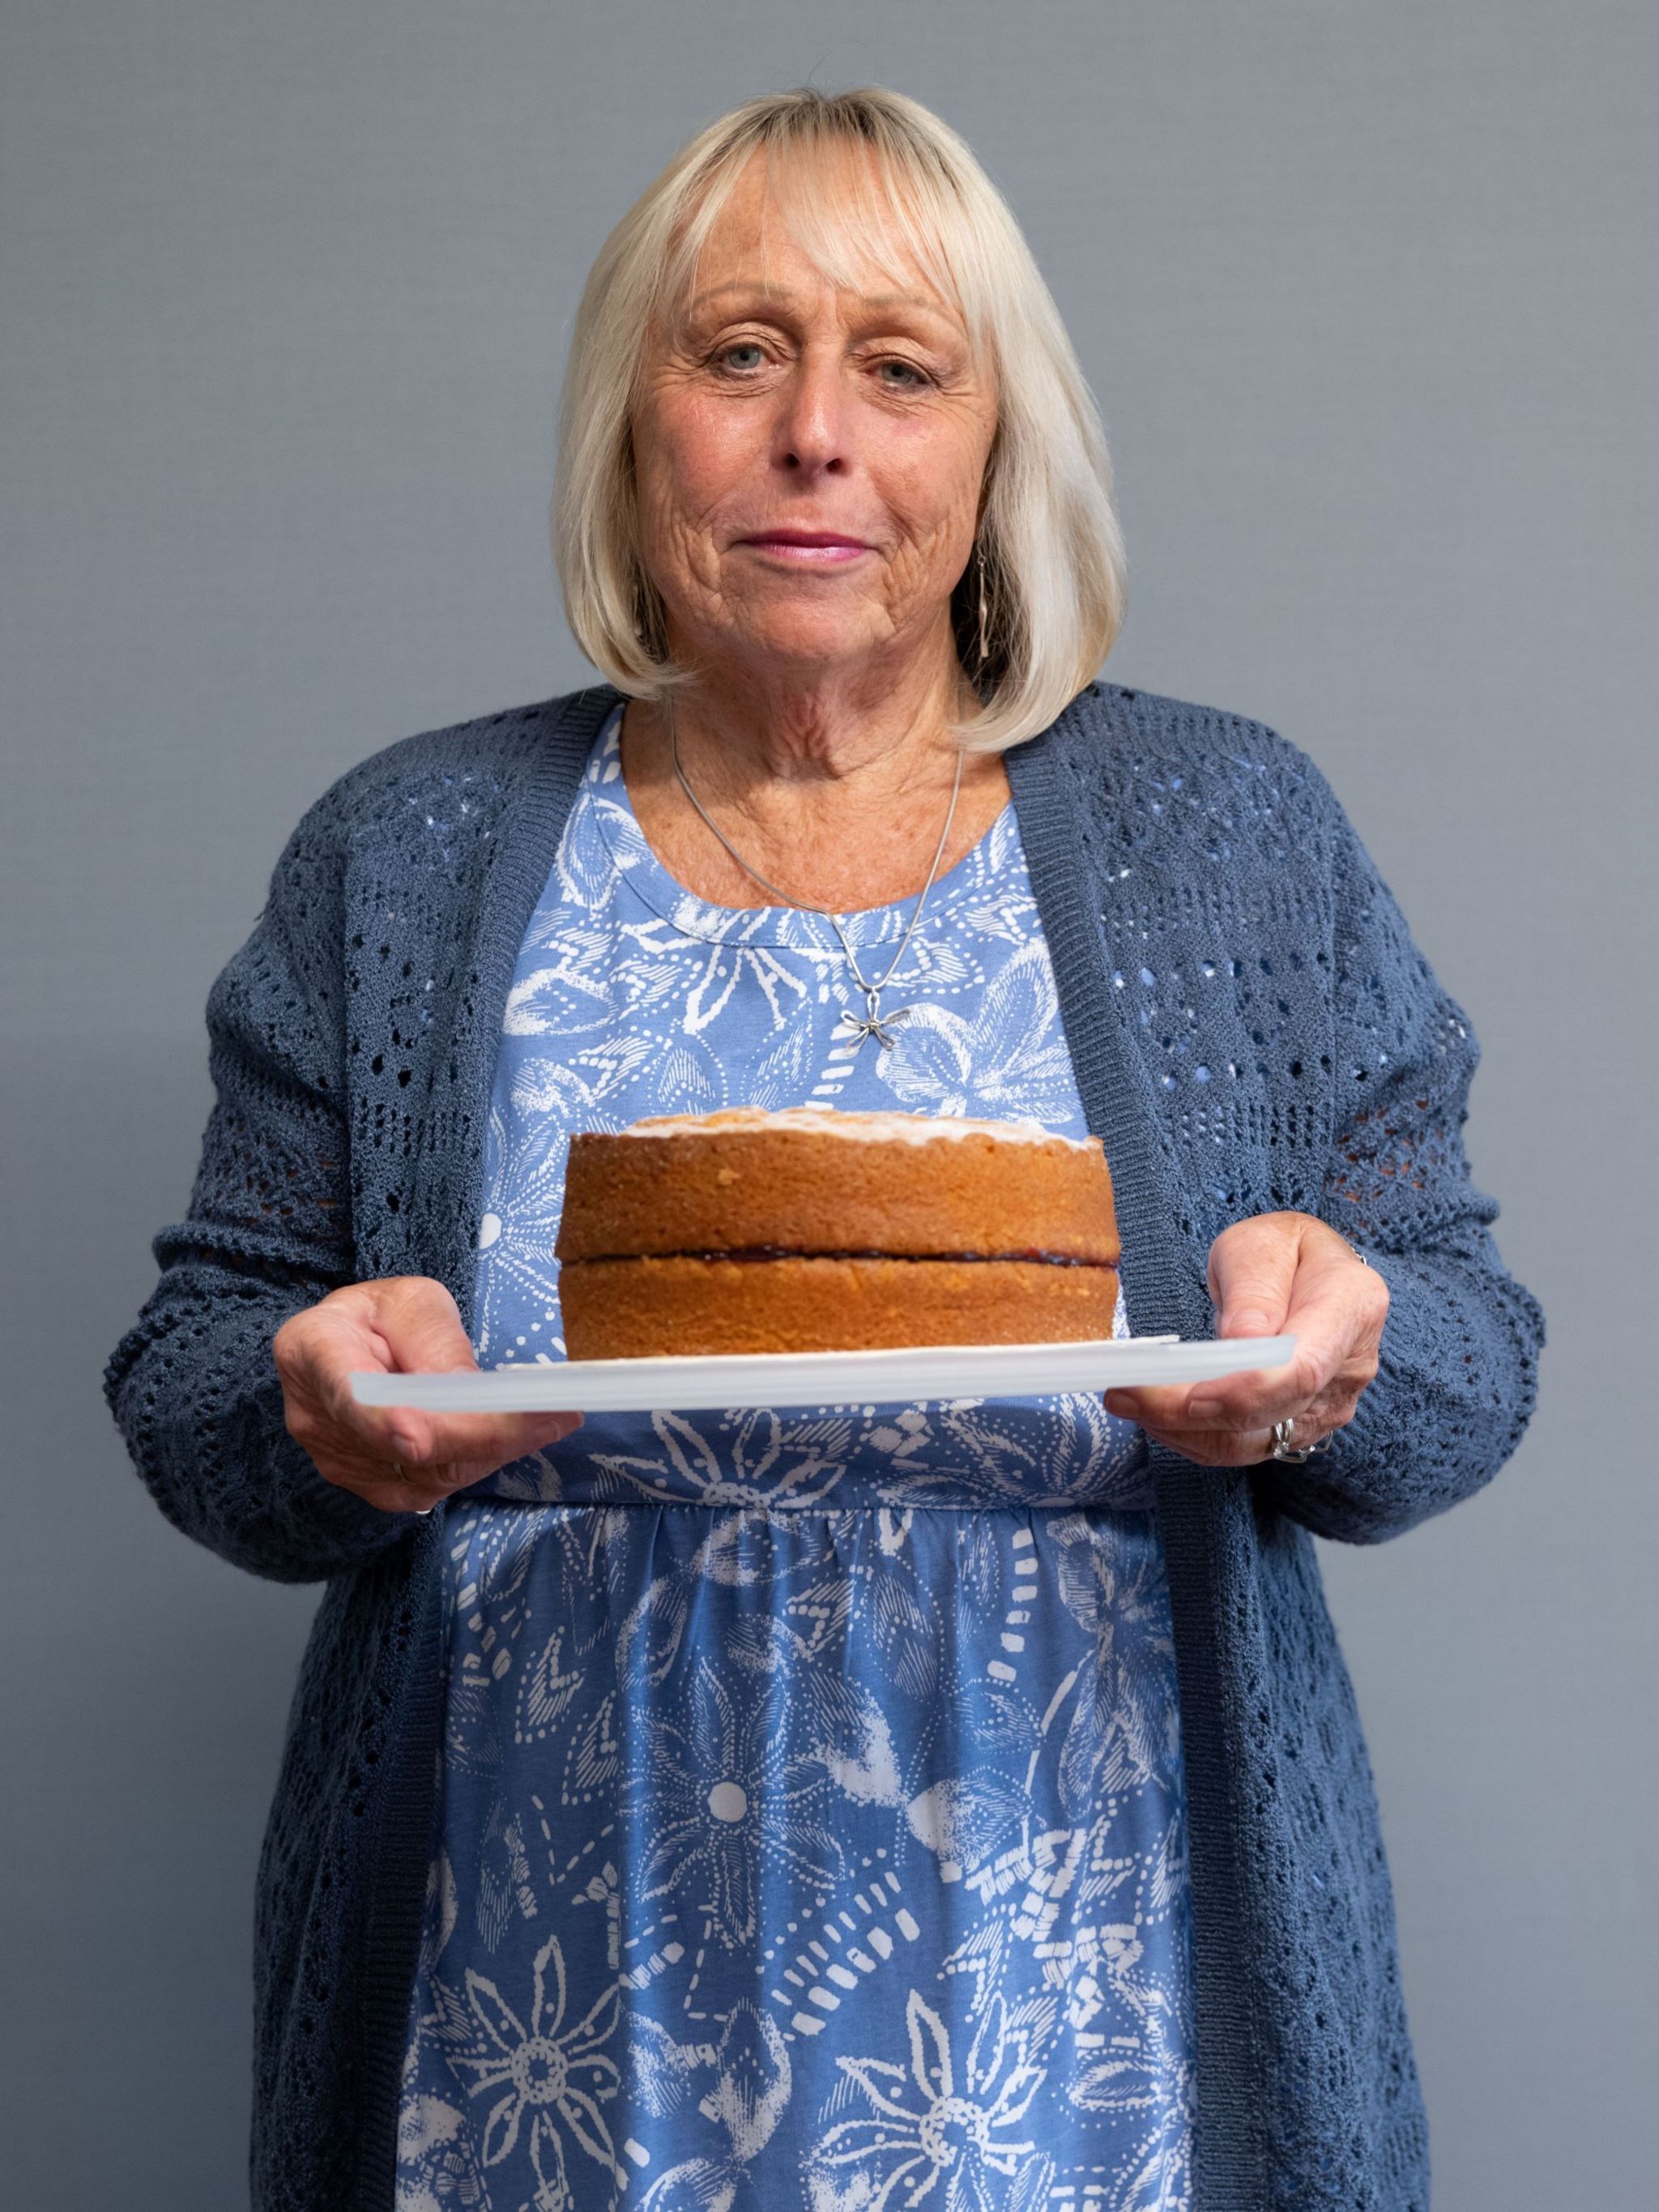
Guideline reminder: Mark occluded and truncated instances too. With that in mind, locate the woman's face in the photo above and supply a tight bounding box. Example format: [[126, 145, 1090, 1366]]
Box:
[[631, 149, 999, 685]]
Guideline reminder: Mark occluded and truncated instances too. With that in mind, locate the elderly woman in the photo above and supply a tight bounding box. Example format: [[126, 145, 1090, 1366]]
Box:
[[105, 87, 1542, 2212]]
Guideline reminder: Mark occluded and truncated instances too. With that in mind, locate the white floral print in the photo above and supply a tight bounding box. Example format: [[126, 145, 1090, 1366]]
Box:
[[627, 1654, 850, 1949], [807, 1987, 1047, 2212], [405, 1928, 623, 2208]]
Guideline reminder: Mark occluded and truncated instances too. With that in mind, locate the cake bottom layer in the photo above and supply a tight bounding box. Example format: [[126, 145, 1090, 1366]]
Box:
[[559, 1254, 1120, 1358]]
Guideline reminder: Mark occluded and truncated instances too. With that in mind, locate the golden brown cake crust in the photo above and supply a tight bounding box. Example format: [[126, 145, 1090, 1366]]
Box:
[[559, 1255, 1120, 1359], [557, 1109, 1119, 1268]]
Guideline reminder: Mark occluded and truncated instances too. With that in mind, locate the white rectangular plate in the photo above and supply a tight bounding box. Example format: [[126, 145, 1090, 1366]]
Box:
[[350, 1334, 1298, 1415]]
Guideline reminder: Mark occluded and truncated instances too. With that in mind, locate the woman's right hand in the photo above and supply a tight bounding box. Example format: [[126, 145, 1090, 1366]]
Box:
[[272, 1276, 582, 1516]]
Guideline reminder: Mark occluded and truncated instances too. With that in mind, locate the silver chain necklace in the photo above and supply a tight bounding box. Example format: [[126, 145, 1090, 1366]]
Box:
[[667, 697, 966, 1054]]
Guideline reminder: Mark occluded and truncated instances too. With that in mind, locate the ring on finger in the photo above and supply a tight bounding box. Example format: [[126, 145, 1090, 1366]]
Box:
[[1269, 1417, 1333, 1466]]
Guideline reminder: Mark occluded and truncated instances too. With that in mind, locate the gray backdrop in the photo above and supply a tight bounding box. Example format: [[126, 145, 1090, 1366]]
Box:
[[3, 4, 1653, 2206]]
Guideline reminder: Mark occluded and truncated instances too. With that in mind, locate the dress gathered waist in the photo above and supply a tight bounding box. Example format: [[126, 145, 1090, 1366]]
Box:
[[462, 1389, 1158, 1513], [462, 1395, 1161, 1516]]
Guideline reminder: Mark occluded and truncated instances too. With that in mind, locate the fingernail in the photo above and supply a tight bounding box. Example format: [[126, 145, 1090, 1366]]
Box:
[[1188, 1398, 1223, 1422], [1225, 1314, 1274, 1337]]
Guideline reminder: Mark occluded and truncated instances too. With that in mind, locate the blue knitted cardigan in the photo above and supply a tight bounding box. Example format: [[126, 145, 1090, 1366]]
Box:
[[104, 680, 1544, 2212]]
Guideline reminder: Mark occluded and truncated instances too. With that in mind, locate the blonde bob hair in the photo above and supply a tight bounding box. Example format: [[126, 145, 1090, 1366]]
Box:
[[552, 86, 1127, 752]]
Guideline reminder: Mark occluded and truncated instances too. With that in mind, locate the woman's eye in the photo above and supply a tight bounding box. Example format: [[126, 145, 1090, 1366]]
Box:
[[716, 343, 767, 373], [875, 358, 930, 389]]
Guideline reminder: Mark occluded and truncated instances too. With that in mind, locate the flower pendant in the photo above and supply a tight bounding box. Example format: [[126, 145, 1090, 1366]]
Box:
[[837, 993, 911, 1054]]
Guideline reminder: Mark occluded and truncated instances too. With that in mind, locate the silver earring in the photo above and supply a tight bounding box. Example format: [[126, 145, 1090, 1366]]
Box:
[[975, 542, 991, 676]]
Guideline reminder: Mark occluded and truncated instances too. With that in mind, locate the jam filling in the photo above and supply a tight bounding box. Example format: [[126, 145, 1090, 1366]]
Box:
[[571, 1247, 1115, 1268]]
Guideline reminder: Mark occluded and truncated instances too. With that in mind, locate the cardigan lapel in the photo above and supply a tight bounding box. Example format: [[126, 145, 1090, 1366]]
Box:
[[1008, 685, 1269, 2210], [1004, 693, 1209, 1344], [407, 681, 624, 1331]]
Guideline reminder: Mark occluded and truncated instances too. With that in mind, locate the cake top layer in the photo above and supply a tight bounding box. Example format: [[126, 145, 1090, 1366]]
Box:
[[612, 1106, 1098, 1153]]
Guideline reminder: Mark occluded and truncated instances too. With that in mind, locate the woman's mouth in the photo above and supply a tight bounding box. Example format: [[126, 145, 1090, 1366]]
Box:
[[739, 531, 873, 566]]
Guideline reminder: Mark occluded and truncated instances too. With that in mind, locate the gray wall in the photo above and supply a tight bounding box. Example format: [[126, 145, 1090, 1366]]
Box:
[[3, 4, 1653, 2205]]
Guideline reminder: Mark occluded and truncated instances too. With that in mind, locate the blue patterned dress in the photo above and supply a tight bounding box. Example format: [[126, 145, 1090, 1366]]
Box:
[[395, 706, 1196, 2212]]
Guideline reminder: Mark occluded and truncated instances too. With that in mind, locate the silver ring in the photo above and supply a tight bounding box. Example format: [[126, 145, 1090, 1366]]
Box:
[[1269, 1417, 1333, 1465]]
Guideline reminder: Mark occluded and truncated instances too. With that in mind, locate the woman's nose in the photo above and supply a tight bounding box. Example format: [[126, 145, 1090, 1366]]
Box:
[[772, 357, 851, 476]]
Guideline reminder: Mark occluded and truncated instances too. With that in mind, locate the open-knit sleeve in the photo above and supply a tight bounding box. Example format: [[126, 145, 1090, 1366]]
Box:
[[102, 802, 412, 1583], [1261, 786, 1546, 1543]]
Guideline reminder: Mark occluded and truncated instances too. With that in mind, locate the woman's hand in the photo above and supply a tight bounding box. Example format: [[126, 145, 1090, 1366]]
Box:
[[272, 1277, 582, 1515], [1103, 1212, 1388, 1466]]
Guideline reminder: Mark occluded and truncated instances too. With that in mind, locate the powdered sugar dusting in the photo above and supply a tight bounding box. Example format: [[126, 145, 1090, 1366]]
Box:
[[616, 1106, 1098, 1153]]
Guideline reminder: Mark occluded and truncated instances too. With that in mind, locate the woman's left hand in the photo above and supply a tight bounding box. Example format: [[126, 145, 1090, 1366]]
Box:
[[1103, 1211, 1389, 1466]]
